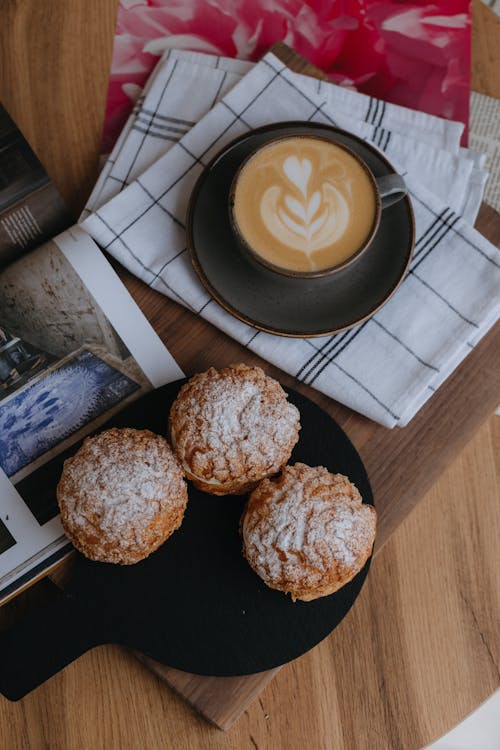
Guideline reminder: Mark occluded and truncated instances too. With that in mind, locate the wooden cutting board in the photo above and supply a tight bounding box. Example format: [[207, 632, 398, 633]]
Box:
[[75, 43, 496, 730]]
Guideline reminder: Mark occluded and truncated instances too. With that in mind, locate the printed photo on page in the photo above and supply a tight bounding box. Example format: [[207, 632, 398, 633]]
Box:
[[0, 227, 183, 603]]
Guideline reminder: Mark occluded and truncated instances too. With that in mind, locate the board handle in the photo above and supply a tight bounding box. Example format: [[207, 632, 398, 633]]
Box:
[[0, 593, 103, 701]]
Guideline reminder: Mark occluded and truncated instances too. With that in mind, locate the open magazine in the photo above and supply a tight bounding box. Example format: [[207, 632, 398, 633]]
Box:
[[0, 105, 183, 604]]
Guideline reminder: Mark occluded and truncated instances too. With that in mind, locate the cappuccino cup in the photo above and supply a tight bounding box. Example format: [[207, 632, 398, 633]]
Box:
[[229, 134, 407, 278]]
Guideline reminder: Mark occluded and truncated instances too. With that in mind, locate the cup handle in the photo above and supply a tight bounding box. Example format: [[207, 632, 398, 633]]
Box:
[[375, 174, 407, 209]]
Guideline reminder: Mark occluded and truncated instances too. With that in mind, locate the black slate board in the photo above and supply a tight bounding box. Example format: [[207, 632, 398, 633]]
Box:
[[0, 380, 374, 701]]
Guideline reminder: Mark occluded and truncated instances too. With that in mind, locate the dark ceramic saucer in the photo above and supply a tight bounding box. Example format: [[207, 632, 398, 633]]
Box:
[[187, 122, 415, 338]]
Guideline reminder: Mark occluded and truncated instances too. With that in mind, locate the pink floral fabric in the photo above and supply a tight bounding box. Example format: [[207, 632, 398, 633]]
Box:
[[103, 0, 471, 152]]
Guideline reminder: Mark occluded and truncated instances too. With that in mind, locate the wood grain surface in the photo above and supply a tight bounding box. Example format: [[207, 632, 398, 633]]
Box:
[[1, 417, 498, 749], [0, 0, 499, 747], [472, 0, 500, 99]]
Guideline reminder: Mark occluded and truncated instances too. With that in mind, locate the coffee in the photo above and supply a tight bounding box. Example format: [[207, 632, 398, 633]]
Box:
[[231, 136, 378, 275]]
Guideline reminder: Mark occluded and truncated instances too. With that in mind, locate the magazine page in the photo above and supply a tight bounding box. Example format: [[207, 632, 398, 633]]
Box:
[[0, 104, 73, 267], [469, 91, 500, 212], [0, 226, 183, 603]]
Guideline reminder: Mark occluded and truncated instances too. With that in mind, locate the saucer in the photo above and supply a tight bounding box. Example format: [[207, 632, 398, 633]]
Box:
[[187, 122, 415, 337]]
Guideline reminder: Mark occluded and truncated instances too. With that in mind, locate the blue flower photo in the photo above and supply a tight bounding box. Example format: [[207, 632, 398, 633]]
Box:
[[0, 349, 139, 477]]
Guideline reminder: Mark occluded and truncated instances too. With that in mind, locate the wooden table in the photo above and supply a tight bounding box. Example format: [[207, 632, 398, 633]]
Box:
[[0, 1, 499, 747]]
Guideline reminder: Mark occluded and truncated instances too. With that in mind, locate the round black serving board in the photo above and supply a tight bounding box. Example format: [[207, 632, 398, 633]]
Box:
[[0, 380, 374, 701]]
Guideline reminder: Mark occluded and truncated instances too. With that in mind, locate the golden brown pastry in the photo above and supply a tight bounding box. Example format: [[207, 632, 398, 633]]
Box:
[[168, 364, 300, 495], [241, 463, 377, 601], [57, 427, 188, 564]]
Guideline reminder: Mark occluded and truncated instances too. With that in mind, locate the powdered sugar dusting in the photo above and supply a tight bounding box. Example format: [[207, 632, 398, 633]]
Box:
[[203, 379, 261, 450], [57, 428, 188, 564], [242, 463, 376, 600], [169, 364, 300, 487]]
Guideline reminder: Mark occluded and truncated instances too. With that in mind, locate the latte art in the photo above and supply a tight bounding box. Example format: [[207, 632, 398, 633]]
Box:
[[232, 137, 378, 274], [261, 155, 351, 255]]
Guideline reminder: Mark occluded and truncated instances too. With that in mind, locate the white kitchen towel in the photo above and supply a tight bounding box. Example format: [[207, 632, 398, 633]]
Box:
[[82, 51, 500, 428], [82, 51, 253, 219], [84, 49, 488, 221]]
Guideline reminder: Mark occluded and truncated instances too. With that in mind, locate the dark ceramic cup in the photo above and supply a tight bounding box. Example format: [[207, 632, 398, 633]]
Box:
[[228, 134, 407, 279]]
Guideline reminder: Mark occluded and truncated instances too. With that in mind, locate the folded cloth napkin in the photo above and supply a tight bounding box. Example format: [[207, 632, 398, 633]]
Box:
[[82, 51, 500, 428], [84, 49, 487, 221], [82, 52, 253, 218]]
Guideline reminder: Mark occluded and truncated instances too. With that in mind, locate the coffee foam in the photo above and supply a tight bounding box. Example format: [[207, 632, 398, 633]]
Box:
[[232, 137, 378, 273]]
